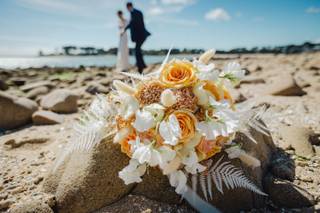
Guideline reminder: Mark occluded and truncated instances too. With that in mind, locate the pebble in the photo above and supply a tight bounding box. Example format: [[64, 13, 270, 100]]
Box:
[[0, 199, 14, 210], [33, 176, 44, 185], [11, 186, 26, 195], [0, 193, 8, 200]]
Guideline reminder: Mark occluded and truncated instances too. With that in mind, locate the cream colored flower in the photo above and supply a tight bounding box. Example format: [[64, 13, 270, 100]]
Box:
[[199, 49, 216, 64], [118, 93, 139, 120], [193, 83, 209, 106], [160, 89, 177, 107], [131, 137, 176, 168], [169, 170, 187, 194], [118, 159, 146, 185], [182, 150, 206, 174], [220, 62, 245, 85], [159, 114, 181, 146]]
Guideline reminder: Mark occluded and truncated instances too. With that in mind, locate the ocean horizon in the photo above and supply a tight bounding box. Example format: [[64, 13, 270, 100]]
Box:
[[0, 54, 196, 70]]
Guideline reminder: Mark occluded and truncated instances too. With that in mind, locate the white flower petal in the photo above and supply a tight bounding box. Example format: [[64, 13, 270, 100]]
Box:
[[118, 159, 146, 185], [159, 115, 181, 146], [132, 144, 152, 164], [199, 49, 216, 64], [144, 103, 165, 122], [113, 127, 130, 144], [158, 146, 176, 169], [133, 110, 155, 132], [193, 84, 209, 106], [168, 115, 181, 138], [169, 170, 187, 194], [119, 94, 139, 120], [221, 61, 245, 84], [182, 150, 206, 174], [160, 89, 177, 107], [162, 156, 182, 175]]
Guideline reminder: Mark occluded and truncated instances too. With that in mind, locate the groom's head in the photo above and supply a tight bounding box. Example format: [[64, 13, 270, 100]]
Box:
[[126, 2, 133, 12]]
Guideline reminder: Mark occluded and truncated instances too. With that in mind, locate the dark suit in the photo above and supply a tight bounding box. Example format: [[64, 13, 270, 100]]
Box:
[[125, 8, 150, 73]]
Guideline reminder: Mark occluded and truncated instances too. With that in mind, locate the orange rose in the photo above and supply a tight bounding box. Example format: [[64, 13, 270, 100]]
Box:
[[159, 60, 197, 88], [196, 136, 229, 160], [171, 110, 197, 143]]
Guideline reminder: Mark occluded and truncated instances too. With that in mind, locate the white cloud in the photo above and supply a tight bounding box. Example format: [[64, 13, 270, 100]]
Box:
[[147, 0, 195, 16], [148, 7, 165, 16], [161, 0, 195, 6], [205, 8, 231, 21], [306, 7, 320, 14]]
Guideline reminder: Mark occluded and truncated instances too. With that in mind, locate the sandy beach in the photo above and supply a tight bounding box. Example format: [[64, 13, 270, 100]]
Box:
[[1, 52, 320, 212]]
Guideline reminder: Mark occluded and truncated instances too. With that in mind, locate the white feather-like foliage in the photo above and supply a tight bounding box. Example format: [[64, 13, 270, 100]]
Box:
[[237, 104, 271, 143], [191, 156, 267, 201], [53, 94, 117, 170]]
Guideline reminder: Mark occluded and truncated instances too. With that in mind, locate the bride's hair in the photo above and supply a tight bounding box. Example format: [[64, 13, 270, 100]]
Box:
[[117, 10, 124, 19]]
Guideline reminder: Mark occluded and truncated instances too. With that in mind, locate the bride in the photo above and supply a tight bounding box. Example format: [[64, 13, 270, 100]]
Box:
[[116, 10, 130, 72]]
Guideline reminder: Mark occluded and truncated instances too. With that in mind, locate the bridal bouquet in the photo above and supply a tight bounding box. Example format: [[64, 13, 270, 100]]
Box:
[[58, 49, 268, 208]]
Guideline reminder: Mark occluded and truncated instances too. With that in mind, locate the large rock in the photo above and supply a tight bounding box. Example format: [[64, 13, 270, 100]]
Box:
[[32, 110, 64, 125], [9, 200, 53, 213], [42, 135, 133, 213], [270, 74, 306, 96], [26, 86, 49, 99], [86, 82, 110, 95], [278, 125, 315, 158], [0, 79, 8, 90], [40, 89, 78, 113], [0, 92, 38, 130], [43, 124, 276, 213], [263, 174, 315, 208], [20, 81, 54, 92]]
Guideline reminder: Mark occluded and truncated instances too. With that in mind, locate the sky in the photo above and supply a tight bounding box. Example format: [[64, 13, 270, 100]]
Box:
[[0, 0, 320, 56]]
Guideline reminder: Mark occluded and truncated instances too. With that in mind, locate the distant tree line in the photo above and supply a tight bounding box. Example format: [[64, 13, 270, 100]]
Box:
[[38, 42, 320, 56]]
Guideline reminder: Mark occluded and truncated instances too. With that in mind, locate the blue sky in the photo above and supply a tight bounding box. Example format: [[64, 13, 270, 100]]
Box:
[[0, 0, 320, 56]]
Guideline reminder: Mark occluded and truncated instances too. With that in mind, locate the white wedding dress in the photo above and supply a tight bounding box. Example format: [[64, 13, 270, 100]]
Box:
[[116, 19, 130, 71]]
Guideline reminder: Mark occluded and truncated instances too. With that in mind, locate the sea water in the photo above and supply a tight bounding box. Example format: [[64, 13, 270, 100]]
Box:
[[0, 54, 196, 69]]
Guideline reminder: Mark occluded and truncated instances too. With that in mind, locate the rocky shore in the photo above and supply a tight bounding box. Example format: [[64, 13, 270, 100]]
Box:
[[1, 53, 320, 212]]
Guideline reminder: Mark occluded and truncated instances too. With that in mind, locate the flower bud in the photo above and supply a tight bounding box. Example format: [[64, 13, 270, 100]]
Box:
[[160, 89, 177, 107], [199, 49, 216, 64], [113, 80, 136, 95]]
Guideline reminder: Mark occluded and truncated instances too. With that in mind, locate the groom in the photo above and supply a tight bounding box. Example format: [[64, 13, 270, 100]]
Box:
[[125, 2, 151, 73]]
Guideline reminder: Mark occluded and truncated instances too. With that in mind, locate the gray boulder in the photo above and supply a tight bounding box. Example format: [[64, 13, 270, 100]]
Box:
[[40, 89, 78, 113], [263, 174, 315, 208], [0, 92, 38, 130]]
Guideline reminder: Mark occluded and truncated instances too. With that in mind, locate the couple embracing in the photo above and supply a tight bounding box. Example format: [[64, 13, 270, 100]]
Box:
[[117, 2, 151, 73]]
